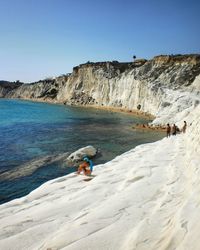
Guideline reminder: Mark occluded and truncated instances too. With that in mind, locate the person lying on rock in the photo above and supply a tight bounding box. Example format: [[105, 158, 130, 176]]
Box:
[[77, 156, 93, 176]]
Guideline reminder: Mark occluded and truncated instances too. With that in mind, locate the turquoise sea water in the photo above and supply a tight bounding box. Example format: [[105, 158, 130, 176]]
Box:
[[0, 99, 164, 204]]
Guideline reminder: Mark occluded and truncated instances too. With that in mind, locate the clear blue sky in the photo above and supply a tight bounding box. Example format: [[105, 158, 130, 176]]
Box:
[[0, 0, 199, 82]]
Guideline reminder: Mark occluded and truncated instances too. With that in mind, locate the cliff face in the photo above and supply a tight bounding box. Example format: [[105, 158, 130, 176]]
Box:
[[4, 78, 66, 102], [2, 54, 200, 123], [57, 54, 200, 123], [0, 81, 23, 97]]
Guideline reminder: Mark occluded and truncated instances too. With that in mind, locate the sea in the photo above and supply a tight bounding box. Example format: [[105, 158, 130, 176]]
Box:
[[0, 99, 164, 204]]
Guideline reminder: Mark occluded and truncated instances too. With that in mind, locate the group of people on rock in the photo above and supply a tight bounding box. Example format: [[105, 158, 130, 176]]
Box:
[[76, 121, 188, 176], [166, 121, 187, 137]]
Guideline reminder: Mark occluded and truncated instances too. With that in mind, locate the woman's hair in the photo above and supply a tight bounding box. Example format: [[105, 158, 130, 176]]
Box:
[[83, 156, 89, 162]]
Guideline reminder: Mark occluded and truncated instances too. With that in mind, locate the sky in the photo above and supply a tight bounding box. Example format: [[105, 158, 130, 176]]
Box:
[[0, 0, 199, 82]]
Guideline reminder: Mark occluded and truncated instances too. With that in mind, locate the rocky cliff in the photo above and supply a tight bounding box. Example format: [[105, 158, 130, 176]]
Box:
[[1, 54, 200, 124], [3, 78, 65, 102], [0, 81, 23, 97]]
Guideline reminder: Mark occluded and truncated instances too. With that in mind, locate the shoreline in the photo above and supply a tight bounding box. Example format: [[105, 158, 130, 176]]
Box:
[[2, 97, 155, 120], [133, 123, 167, 132], [1, 99, 199, 249], [0, 131, 195, 249], [0, 98, 163, 205], [80, 104, 155, 120]]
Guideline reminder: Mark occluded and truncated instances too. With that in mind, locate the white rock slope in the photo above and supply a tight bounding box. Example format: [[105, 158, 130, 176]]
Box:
[[0, 105, 200, 250]]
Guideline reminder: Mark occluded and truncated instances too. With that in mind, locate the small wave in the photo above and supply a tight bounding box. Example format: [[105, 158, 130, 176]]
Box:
[[0, 152, 70, 181]]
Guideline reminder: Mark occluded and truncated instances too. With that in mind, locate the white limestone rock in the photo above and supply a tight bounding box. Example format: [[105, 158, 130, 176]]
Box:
[[67, 145, 97, 164]]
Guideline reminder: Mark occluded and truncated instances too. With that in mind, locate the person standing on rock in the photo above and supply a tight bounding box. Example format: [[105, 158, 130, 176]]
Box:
[[182, 121, 187, 133], [172, 124, 177, 136], [166, 123, 171, 137]]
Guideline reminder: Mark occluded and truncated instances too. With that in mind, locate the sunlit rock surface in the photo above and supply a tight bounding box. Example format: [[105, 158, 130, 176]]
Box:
[[2, 55, 200, 121], [0, 54, 200, 250], [0, 106, 200, 250]]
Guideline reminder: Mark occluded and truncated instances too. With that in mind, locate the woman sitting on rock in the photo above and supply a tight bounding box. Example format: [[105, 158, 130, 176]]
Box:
[[77, 156, 93, 176]]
